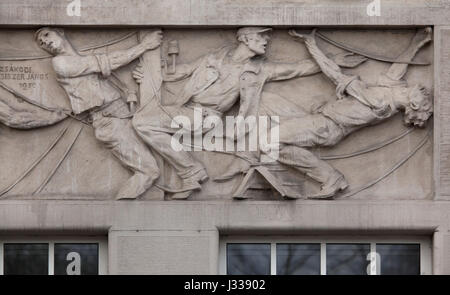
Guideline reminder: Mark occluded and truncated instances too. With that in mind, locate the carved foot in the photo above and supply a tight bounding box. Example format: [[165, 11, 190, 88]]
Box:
[[412, 27, 432, 48], [283, 194, 307, 200], [195, 169, 209, 184], [115, 173, 157, 200], [171, 190, 194, 200], [116, 195, 137, 200], [308, 175, 348, 200], [233, 194, 249, 200], [170, 170, 208, 200]]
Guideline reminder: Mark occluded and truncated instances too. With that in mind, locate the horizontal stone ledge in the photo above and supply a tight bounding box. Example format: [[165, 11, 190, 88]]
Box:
[[0, 0, 449, 26], [0, 200, 448, 232]]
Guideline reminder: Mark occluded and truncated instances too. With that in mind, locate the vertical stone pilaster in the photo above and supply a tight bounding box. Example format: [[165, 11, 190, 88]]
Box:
[[434, 26, 450, 199]]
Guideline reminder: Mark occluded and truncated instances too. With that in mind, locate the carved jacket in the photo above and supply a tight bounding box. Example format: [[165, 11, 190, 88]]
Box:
[[52, 54, 121, 115], [162, 46, 321, 118]]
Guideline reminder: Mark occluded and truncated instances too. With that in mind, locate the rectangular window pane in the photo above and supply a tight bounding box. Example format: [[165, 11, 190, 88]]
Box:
[[4, 243, 48, 275], [227, 243, 270, 275], [54, 243, 99, 275], [276, 243, 320, 275], [326, 243, 370, 275], [377, 244, 420, 275]]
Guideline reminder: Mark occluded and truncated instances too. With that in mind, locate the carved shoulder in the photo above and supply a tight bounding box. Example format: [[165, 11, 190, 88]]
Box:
[[51, 55, 99, 78]]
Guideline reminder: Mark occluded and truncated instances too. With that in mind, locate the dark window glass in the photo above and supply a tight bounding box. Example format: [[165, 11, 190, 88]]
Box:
[[54, 243, 99, 275], [377, 244, 420, 275], [326, 243, 370, 275], [276, 243, 320, 275], [4, 243, 48, 275], [227, 243, 270, 275]]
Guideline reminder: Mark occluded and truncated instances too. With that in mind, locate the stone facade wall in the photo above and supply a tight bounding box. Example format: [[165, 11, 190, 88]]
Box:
[[0, 0, 449, 274]]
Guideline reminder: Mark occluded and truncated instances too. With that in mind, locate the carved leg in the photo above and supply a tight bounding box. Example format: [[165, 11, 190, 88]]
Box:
[[266, 114, 348, 198], [277, 145, 348, 199], [92, 117, 160, 200], [132, 124, 208, 197], [278, 114, 345, 147]]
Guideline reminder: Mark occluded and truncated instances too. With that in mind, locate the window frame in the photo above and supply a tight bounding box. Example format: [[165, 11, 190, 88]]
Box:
[[219, 236, 432, 275], [0, 236, 108, 275]]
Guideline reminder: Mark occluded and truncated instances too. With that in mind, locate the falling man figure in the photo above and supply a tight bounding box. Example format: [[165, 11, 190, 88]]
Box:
[[269, 28, 433, 199], [35, 27, 163, 200]]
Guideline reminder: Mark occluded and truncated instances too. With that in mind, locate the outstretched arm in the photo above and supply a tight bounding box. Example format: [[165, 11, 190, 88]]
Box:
[[107, 30, 162, 71], [290, 29, 346, 86], [0, 97, 67, 129], [266, 30, 367, 82], [265, 58, 321, 82], [53, 31, 163, 78], [383, 27, 432, 82]]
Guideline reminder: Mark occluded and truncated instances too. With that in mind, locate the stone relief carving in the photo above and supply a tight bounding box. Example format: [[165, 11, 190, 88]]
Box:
[[0, 27, 434, 200], [34, 27, 163, 200], [264, 28, 433, 199]]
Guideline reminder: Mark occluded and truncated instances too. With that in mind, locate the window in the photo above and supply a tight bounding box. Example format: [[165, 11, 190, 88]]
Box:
[[3, 244, 49, 275], [377, 244, 421, 275], [220, 236, 431, 275], [276, 243, 321, 275], [227, 244, 271, 275], [326, 243, 370, 275], [0, 237, 107, 275]]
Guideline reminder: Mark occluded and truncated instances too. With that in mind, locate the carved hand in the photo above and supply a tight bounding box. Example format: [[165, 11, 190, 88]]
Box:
[[411, 27, 432, 48], [288, 29, 317, 42], [132, 64, 144, 84], [140, 30, 163, 50]]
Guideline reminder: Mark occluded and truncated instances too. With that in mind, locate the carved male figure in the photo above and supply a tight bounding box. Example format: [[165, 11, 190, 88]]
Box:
[[269, 28, 433, 199], [132, 27, 346, 199], [35, 27, 162, 200]]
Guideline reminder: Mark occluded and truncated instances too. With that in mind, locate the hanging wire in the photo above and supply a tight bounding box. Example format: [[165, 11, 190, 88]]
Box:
[[0, 31, 137, 61]]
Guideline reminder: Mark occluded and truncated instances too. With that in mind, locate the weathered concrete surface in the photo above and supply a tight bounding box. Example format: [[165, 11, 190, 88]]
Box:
[[0, 200, 449, 274], [435, 26, 450, 200], [0, 200, 448, 232], [1, 0, 450, 26], [109, 230, 218, 275], [0, 0, 448, 275]]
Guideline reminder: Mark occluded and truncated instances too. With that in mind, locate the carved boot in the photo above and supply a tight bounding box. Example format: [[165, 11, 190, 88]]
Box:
[[308, 173, 348, 200], [171, 169, 209, 200], [116, 172, 157, 200], [193, 168, 209, 184]]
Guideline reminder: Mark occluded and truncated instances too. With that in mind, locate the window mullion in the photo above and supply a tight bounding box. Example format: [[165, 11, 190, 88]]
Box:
[[270, 242, 276, 275], [320, 243, 326, 275], [48, 242, 54, 275], [0, 242, 3, 275], [369, 242, 377, 275]]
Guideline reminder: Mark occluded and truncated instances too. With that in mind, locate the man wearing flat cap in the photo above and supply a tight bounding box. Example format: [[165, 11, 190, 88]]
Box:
[[132, 26, 326, 198]]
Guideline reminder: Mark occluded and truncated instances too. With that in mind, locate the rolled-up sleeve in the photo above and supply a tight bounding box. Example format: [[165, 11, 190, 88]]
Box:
[[94, 54, 112, 78]]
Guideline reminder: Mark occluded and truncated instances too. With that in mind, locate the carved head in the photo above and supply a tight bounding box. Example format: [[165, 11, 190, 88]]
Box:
[[403, 84, 433, 127], [35, 27, 66, 55], [236, 27, 272, 55]]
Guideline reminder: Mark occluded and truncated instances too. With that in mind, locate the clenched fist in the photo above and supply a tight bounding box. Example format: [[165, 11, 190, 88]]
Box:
[[140, 30, 163, 50], [288, 28, 317, 42], [132, 64, 144, 84]]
